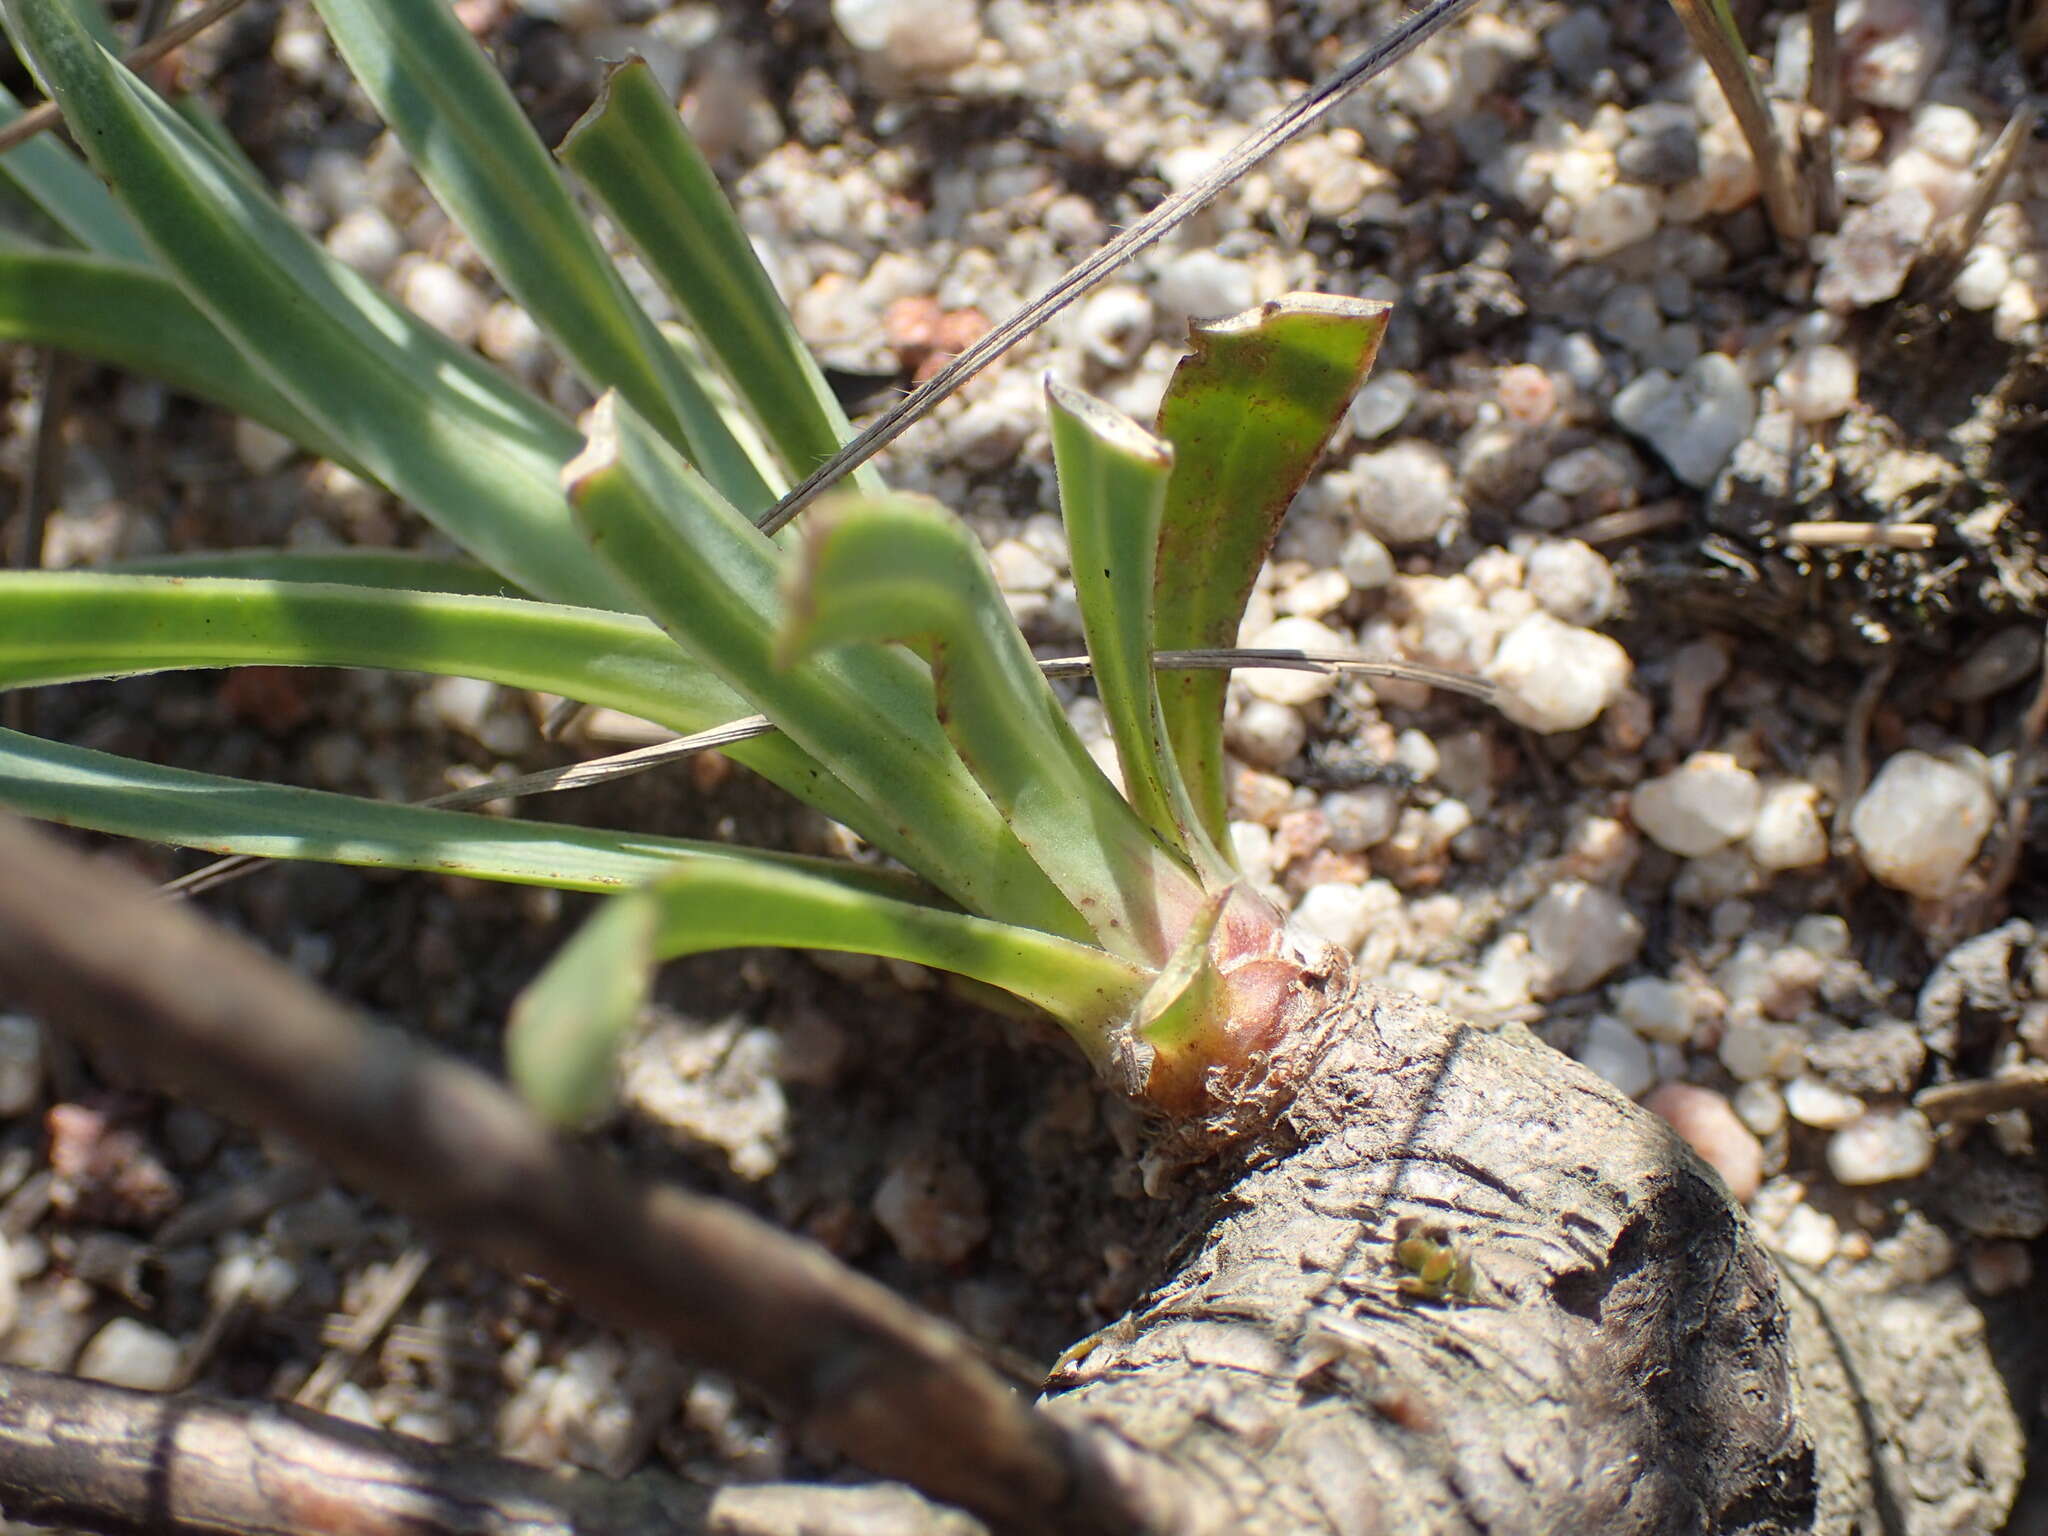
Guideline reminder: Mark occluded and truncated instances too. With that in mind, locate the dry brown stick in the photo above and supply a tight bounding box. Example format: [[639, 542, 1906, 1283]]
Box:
[[0, 812, 1153, 1536], [1804, 0, 1840, 230], [0, 1362, 710, 1536], [1916, 1065, 2048, 1125], [1667, 0, 1813, 248], [0, 0, 257, 155], [1906, 102, 2040, 301]]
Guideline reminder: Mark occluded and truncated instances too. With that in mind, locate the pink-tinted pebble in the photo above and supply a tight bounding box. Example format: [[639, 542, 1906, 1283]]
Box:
[[1498, 363, 1557, 425], [1646, 1082, 1764, 1204]]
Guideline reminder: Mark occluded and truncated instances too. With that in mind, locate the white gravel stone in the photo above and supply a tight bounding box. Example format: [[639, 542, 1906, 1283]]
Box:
[[1784, 1075, 1866, 1130], [1611, 976, 1696, 1044], [1732, 1079, 1788, 1138], [1323, 787, 1402, 852], [325, 207, 404, 280], [1348, 373, 1419, 440], [1816, 189, 1934, 310], [1484, 612, 1632, 733], [77, 1319, 182, 1391], [872, 1149, 988, 1266], [1839, 0, 1948, 109], [1574, 1014, 1656, 1098], [1954, 245, 2009, 311], [1523, 539, 1619, 626], [1292, 883, 1380, 954], [1351, 441, 1461, 546], [0, 1015, 43, 1117], [988, 538, 1056, 593], [833, 0, 981, 75], [1156, 250, 1256, 319], [395, 258, 488, 344], [1073, 286, 1153, 369], [1849, 749, 1996, 898], [1240, 617, 1349, 705], [1791, 914, 1852, 958], [1771, 1202, 1841, 1267], [1525, 879, 1644, 996], [1748, 780, 1829, 870], [1775, 344, 1858, 423], [233, 419, 296, 476], [1719, 1020, 1807, 1082], [1631, 752, 1762, 857], [1827, 1105, 1936, 1185], [1276, 568, 1351, 619], [1573, 183, 1662, 259], [1229, 821, 1275, 887], [1338, 529, 1396, 590], [1611, 353, 1755, 487], [1225, 698, 1307, 769]]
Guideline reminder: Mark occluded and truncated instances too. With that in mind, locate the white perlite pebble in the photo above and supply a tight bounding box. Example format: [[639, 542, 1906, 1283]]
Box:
[[1775, 344, 1858, 423], [1748, 781, 1829, 871], [1526, 880, 1644, 996], [1630, 752, 1762, 857], [395, 259, 487, 344], [1349, 373, 1418, 439], [1292, 883, 1380, 954], [1240, 617, 1349, 705], [1839, 0, 1947, 109], [1611, 353, 1755, 487], [1156, 250, 1256, 319], [1815, 189, 1934, 310], [1351, 441, 1461, 546], [1849, 749, 1996, 898], [833, 0, 981, 74], [0, 1014, 43, 1116], [1574, 1015, 1656, 1098], [1524, 539, 1619, 626], [1338, 530, 1396, 589], [1484, 612, 1632, 733], [1573, 183, 1662, 259], [1610, 976, 1696, 1044], [1784, 1075, 1866, 1130], [1771, 1203, 1840, 1267], [234, 420, 296, 476], [1073, 286, 1154, 370], [1732, 1079, 1787, 1137], [1226, 698, 1307, 769], [1719, 1020, 1807, 1082], [77, 1319, 183, 1391], [1827, 1105, 1935, 1185]]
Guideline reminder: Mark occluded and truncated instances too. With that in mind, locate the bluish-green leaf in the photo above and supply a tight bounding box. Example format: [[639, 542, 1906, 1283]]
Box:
[[0, 0, 623, 608], [564, 393, 1087, 942], [781, 490, 1207, 965], [1152, 295, 1390, 845], [310, 0, 778, 513], [1047, 378, 1230, 886], [560, 57, 874, 501], [510, 859, 1146, 1123]]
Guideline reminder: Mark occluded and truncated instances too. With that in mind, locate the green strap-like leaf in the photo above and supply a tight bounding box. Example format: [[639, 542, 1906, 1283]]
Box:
[[0, 80, 147, 258], [0, 0, 624, 609], [781, 490, 1208, 966], [0, 239, 355, 464], [1047, 379, 1231, 886], [560, 58, 876, 501], [106, 549, 532, 596], [0, 571, 890, 845], [309, 0, 778, 514], [0, 724, 921, 895], [1152, 295, 1389, 845], [510, 860, 1145, 1124], [564, 394, 1087, 943]]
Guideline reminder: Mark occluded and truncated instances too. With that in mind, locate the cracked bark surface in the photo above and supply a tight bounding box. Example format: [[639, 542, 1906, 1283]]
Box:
[[1037, 984, 2026, 1535]]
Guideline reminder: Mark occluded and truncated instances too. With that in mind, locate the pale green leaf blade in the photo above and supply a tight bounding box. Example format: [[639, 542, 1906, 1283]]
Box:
[[781, 490, 1207, 965], [0, 80, 147, 257], [0, 0, 623, 608], [107, 549, 532, 595], [310, 0, 778, 513], [560, 58, 876, 499], [1046, 378, 1230, 885], [0, 239, 354, 463], [0, 571, 886, 841], [1152, 295, 1390, 845], [564, 393, 1087, 942], [510, 860, 1145, 1123], [0, 724, 912, 893]]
